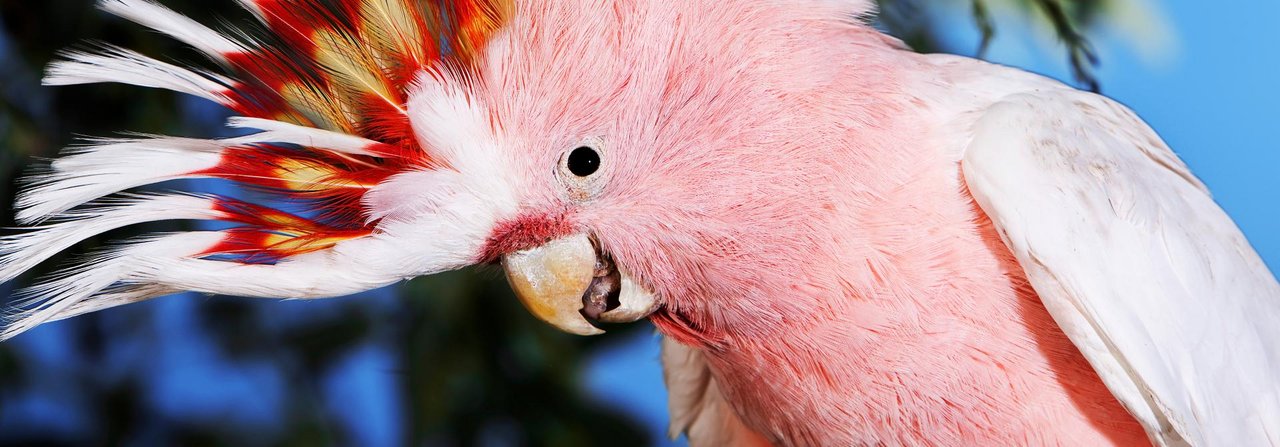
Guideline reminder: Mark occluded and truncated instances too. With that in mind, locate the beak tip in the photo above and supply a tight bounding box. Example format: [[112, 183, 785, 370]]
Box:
[[566, 322, 606, 336], [502, 235, 605, 336], [501, 234, 657, 336]]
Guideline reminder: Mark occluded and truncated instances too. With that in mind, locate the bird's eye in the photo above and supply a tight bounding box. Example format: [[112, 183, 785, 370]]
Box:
[[567, 146, 600, 177], [557, 139, 607, 202]]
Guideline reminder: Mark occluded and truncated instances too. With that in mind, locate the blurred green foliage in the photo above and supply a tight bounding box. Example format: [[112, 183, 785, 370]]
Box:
[[0, 0, 1113, 445]]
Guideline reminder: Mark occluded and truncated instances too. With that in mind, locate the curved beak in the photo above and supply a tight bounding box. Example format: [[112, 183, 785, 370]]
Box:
[[501, 234, 658, 335]]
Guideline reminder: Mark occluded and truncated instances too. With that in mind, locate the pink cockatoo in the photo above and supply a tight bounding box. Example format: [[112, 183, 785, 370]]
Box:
[[2, 0, 1278, 445]]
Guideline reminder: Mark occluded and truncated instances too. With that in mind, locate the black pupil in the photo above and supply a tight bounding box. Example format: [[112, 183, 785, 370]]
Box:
[[567, 146, 600, 177]]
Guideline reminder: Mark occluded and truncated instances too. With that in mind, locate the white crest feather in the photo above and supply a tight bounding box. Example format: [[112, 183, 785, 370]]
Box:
[[43, 45, 234, 105], [139, 237, 408, 299], [17, 137, 227, 223], [2, 231, 223, 340], [227, 117, 387, 156], [1, 194, 223, 284], [234, 0, 267, 22], [17, 125, 391, 224], [98, 0, 243, 59], [1, 231, 421, 341], [49, 284, 175, 325]]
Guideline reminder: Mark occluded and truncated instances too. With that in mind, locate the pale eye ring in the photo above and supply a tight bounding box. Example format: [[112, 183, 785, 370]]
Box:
[[557, 138, 607, 202]]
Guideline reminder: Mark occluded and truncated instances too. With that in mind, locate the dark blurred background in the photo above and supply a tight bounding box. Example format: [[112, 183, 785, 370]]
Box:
[[1, 1, 1276, 446]]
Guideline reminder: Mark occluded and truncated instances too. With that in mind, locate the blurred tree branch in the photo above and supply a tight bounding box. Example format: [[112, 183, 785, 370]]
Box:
[[877, 0, 1107, 92]]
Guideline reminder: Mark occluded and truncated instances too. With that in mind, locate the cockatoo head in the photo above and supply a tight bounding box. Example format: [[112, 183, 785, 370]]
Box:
[[1, 0, 880, 344], [391, 0, 889, 344]]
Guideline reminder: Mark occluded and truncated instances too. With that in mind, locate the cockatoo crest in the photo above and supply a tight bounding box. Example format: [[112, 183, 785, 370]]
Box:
[[0, 0, 517, 339]]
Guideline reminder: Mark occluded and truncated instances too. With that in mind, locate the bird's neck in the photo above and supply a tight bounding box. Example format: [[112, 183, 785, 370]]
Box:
[[655, 198, 1148, 445], [638, 31, 1147, 444]]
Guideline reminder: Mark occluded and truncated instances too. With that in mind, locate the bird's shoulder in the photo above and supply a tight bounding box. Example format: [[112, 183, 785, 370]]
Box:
[[951, 70, 1280, 445]]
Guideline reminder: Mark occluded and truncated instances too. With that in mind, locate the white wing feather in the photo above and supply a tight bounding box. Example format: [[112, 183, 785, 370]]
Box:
[[661, 337, 772, 447], [961, 90, 1280, 446]]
